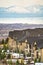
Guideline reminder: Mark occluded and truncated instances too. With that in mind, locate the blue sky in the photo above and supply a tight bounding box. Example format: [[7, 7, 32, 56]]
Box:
[[0, 0, 43, 24], [0, 5, 43, 18]]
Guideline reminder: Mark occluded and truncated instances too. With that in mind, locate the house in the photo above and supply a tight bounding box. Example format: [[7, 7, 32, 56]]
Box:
[[12, 53, 24, 59], [12, 53, 19, 58]]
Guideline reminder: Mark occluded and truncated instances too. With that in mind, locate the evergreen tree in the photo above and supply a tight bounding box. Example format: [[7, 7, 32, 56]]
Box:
[[5, 38, 9, 44], [1, 39, 4, 44]]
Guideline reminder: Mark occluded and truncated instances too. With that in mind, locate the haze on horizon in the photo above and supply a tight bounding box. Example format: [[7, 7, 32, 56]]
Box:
[[0, 18, 43, 24]]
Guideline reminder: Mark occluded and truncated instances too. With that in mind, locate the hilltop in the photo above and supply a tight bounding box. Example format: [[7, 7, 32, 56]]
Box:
[[9, 28, 43, 48]]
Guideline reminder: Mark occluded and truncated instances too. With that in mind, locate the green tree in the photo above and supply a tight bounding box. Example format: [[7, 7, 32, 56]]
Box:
[[34, 58, 37, 63], [34, 58, 41, 63], [1, 39, 5, 44], [23, 53, 25, 58], [3, 43, 9, 52], [38, 57, 41, 62], [28, 60, 30, 64], [16, 47, 19, 53], [16, 59, 19, 65], [8, 60, 12, 65], [21, 59, 24, 65], [1, 52, 6, 59], [5, 38, 9, 44], [7, 54, 11, 59], [0, 49, 2, 60], [0, 49, 6, 60]]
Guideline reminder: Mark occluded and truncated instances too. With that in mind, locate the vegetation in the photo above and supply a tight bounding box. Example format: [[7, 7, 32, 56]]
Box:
[[23, 52, 25, 58], [1, 38, 9, 52], [0, 49, 6, 60], [38, 57, 41, 62], [8, 60, 12, 65], [14, 47, 19, 53], [28, 60, 30, 64], [16, 59, 19, 65], [0, 38, 9, 60], [34, 57, 41, 63], [7, 54, 11, 59], [1, 39, 5, 44], [3, 43, 8, 52], [21, 59, 24, 65], [5, 38, 9, 44], [34, 58, 37, 63], [1, 38, 9, 44], [27, 53, 31, 57]]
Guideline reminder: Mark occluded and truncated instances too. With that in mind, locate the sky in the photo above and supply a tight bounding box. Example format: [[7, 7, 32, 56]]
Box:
[[0, 0, 43, 24]]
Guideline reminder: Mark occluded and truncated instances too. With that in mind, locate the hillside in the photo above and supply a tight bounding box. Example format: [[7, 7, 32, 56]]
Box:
[[9, 28, 43, 48]]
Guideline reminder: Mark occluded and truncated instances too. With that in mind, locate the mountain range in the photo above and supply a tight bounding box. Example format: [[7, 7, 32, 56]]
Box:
[[0, 24, 43, 30], [0, 24, 43, 40]]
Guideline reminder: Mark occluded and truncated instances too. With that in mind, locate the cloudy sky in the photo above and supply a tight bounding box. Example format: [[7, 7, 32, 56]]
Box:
[[0, 0, 43, 24]]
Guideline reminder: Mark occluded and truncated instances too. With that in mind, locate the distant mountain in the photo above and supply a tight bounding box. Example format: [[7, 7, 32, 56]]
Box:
[[0, 24, 43, 40], [0, 24, 43, 30]]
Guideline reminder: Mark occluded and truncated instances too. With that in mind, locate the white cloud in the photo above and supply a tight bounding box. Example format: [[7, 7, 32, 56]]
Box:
[[6, 6, 40, 13], [0, 0, 42, 13], [32, 7, 40, 13], [7, 6, 30, 13]]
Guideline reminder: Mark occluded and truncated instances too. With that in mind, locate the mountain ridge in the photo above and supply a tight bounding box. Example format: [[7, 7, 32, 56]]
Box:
[[9, 28, 43, 48], [0, 24, 43, 40]]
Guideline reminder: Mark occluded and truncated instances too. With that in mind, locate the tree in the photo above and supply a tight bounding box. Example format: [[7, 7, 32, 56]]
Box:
[[5, 38, 9, 44], [38, 57, 41, 62], [28, 60, 30, 64], [21, 59, 24, 65], [34, 58, 37, 63], [1, 52, 6, 59], [34, 58, 41, 63], [16, 47, 19, 53], [0, 49, 6, 60], [8, 60, 12, 65], [1, 39, 5, 44], [16, 59, 19, 65], [23, 53, 25, 58], [27, 53, 31, 57], [0, 49, 2, 60], [7, 54, 11, 59], [3, 43, 9, 52]]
